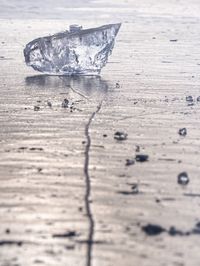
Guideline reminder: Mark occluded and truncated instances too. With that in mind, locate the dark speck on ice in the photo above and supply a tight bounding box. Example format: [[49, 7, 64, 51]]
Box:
[[47, 101, 52, 108], [61, 98, 69, 108], [178, 128, 187, 136], [142, 224, 165, 236], [115, 82, 120, 88], [118, 183, 139, 195], [29, 147, 43, 151], [114, 131, 128, 141], [125, 159, 135, 166], [34, 106, 40, 111], [5, 229, 10, 234], [135, 154, 149, 162], [168, 226, 189, 236], [177, 172, 189, 185], [52, 230, 78, 238], [135, 145, 140, 152], [186, 96, 193, 102], [142, 223, 200, 237], [0, 240, 23, 246]]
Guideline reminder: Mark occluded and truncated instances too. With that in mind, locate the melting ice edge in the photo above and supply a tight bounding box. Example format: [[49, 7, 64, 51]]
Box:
[[24, 23, 121, 76]]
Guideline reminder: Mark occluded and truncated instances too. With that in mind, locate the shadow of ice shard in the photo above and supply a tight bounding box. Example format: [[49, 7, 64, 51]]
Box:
[[24, 23, 121, 76]]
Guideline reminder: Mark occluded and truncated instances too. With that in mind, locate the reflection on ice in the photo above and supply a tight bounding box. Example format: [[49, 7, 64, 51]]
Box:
[[25, 75, 109, 97]]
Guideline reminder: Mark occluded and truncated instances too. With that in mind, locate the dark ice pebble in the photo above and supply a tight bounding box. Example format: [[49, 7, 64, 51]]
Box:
[[47, 101, 52, 108], [29, 147, 43, 151], [142, 224, 165, 236], [135, 145, 140, 152], [0, 240, 23, 246], [118, 191, 135, 195], [186, 96, 193, 102], [118, 183, 139, 195], [192, 222, 200, 234], [62, 98, 69, 108], [18, 147, 28, 151], [170, 39, 178, 42], [118, 188, 138, 195], [52, 231, 77, 238], [178, 128, 187, 136], [168, 226, 189, 236], [116, 82, 120, 88], [197, 96, 200, 102], [37, 167, 42, 173], [195, 222, 200, 228], [135, 154, 149, 162], [65, 245, 75, 250], [131, 183, 139, 194], [126, 159, 135, 166], [155, 198, 161, 203], [114, 131, 128, 141], [34, 106, 40, 111], [177, 172, 189, 185]]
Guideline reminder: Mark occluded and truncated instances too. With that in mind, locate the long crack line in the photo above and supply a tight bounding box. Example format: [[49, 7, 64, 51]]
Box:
[[84, 101, 103, 266]]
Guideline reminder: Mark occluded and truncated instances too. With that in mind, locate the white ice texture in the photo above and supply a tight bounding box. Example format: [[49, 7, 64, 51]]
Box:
[[24, 23, 121, 75]]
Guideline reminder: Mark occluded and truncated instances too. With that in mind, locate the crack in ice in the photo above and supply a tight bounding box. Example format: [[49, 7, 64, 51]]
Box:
[[84, 102, 103, 266]]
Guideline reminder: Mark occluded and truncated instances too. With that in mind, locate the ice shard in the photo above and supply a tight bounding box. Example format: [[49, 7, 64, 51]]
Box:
[[24, 23, 121, 75]]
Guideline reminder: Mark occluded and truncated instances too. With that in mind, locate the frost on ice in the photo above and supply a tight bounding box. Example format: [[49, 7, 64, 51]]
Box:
[[24, 23, 121, 75]]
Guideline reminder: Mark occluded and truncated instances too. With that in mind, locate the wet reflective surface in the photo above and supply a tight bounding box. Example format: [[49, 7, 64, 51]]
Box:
[[1, 1, 200, 266], [25, 75, 109, 97]]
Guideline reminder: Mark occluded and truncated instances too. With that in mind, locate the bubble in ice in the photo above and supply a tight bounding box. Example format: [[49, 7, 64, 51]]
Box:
[[24, 23, 121, 76]]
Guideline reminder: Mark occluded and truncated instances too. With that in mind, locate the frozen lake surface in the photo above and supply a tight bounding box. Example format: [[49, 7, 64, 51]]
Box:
[[1, 0, 200, 266]]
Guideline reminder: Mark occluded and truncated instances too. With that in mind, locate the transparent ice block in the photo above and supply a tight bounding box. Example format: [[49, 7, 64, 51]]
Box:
[[24, 23, 121, 75]]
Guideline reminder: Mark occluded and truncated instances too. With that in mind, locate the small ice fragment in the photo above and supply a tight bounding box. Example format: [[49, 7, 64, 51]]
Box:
[[131, 184, 139, 194], [142, 224, 165, 236], [126, 159, 135, 166], [114, 131, 127, 141], [177, 172, 189, 185], [135, 154, 149, 162], [178, 128, 187, 136], [186, 96, 193, 102], [62, 99, 69, 108], [24, 23, 121, 75], [47, 101, 52, 108], [116, 82, 120, 88], [135, 145, 140, 152], [34, 106, 40, 111]]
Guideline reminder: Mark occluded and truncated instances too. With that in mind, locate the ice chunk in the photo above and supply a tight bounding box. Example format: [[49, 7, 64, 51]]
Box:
[[24, 23, 121, 76]]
